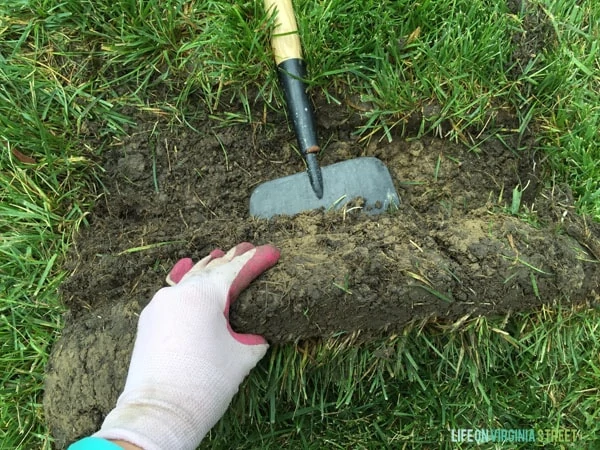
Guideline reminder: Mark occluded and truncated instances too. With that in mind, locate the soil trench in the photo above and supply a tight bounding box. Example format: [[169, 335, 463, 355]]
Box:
[[44, 107, 600, 447]]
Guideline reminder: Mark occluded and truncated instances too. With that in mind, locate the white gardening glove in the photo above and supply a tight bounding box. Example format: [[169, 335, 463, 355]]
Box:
[[93, 242, 280, 450]]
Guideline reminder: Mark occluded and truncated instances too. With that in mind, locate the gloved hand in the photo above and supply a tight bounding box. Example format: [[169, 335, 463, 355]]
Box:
[[93, 242, 280, 450]]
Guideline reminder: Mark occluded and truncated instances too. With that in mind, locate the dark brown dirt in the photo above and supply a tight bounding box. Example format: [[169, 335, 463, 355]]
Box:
[[44, 302, 139, 448]]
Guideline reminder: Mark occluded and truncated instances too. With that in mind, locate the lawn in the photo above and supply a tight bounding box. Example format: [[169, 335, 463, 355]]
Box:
[[1, 0, 599, 448]]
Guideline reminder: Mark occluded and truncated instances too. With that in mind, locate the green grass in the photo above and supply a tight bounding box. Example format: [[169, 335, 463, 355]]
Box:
[[208, 305, 600, 448], [0, 47, 93, 445], [1, 0, 599, 448], [536, 1, 600, 216]]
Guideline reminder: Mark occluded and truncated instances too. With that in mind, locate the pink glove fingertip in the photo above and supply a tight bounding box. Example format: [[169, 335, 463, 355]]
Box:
[[166, 258, 194, 285], [210, 248, 226, 259], [227, 323, 268, 346], [230, 242, 255, 257]]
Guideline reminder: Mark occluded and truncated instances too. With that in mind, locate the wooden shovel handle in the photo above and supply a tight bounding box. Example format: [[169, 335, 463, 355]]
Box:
[[264, 0, 303, 65]]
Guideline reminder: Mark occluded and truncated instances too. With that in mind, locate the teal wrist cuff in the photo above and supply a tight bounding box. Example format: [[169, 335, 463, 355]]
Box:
[[68, 437, 124, 449]]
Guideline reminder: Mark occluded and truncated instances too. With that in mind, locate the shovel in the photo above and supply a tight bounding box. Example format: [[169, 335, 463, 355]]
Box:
[[250, 0, 400, 219]]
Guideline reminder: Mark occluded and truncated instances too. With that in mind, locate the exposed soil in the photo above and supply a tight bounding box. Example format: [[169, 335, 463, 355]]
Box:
[[55, 109, 600, 341], [43, 4, 598, 446]]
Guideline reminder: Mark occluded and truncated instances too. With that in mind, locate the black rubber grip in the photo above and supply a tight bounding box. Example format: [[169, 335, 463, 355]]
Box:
[[278, 58, 323, 198], [278, 58, 319, 155]]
